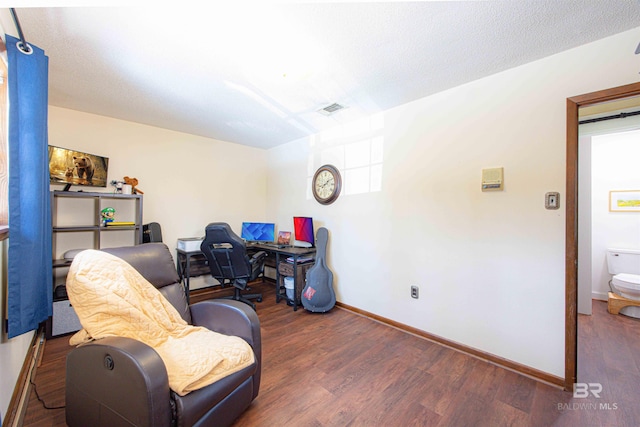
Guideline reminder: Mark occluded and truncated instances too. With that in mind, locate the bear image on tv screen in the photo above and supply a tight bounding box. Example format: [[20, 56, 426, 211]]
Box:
[[73, 156, 94, 183], [48, 145, 109, 188]]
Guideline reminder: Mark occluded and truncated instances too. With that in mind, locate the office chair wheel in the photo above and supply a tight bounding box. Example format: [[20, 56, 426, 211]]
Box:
[[257, 297, 262, 302]]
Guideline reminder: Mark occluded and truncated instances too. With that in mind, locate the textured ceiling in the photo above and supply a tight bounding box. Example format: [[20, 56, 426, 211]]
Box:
[[4, 1, 640, 149]]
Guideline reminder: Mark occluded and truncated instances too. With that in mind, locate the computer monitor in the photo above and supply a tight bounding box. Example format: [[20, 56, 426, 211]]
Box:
[[293, 217, 314, 247], [241, 222, 275, 242]]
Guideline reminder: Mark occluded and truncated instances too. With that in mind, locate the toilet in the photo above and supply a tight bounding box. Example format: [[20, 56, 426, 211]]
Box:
[[606, 248, 640, 318]]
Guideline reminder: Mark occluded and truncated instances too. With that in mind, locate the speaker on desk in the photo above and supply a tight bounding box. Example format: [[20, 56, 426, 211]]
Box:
[[143, 222, 163, 243]]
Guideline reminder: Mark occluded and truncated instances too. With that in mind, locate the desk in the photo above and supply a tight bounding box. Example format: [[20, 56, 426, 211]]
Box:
[[175, 249, 211, 301], [248, 243, 316, 311], [177, 244, 315, 310]]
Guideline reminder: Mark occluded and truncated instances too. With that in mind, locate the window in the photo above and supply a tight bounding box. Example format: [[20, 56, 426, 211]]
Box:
[[308, 113, 384, 198]]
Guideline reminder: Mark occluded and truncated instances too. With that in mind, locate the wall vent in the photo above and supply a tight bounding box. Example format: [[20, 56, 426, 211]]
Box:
[[317, 102, 346, 116]]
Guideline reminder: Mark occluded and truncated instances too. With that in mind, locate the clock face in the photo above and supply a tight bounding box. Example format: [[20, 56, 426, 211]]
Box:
[[312, 165, 341, 204], [315, 171, 335, 198]]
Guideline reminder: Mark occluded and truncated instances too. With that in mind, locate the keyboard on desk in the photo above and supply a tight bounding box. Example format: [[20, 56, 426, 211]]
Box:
[[258, 243, 289, 248]]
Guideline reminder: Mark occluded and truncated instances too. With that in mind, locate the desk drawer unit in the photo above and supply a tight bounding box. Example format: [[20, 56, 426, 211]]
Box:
[[184, 254, 211, 277], [278, 261, 312, 303]]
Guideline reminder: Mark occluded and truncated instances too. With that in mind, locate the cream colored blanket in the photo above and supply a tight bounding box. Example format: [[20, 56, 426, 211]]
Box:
[[66, 249, 254, 396]]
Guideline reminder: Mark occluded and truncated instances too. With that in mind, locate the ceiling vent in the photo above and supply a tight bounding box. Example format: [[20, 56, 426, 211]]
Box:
[[317, 102, 346, 116]]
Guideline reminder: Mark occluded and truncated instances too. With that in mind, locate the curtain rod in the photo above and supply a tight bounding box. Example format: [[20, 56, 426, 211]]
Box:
[[579, 110, 640, 125], [10, 8, 32, 54]]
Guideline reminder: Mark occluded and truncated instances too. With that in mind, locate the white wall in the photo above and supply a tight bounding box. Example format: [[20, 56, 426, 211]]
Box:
[[266, 27, 640, 378], [48, 107, 269, 288], [48, 106, 270, 242], [591, 130, 640, 299]]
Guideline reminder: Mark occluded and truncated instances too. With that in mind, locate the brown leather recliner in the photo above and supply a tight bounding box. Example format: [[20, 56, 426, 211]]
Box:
[[65, 243, 261, 427]]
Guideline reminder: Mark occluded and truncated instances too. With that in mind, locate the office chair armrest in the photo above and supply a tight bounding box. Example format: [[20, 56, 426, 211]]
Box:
[[66, 337, 171, 427], [190, 299, 261, 351], [250, 250, 267, 263]]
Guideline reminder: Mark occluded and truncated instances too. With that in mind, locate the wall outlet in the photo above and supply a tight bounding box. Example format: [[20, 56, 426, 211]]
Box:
[[545, 192, 560, 210], [411, 285, 419, 299]]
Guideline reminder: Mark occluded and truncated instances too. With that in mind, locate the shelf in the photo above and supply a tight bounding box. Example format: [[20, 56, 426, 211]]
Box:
[[53, 225, 140, 232], [53, 225, 99, 232], [48, 190, 144, 338], [52, 259, 72, 268], [52, 190, 143, 200], [51, 192, 143, 239]]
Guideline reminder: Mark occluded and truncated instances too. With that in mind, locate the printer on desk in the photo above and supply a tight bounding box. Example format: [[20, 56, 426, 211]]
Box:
[[177, 237, 204, 252]]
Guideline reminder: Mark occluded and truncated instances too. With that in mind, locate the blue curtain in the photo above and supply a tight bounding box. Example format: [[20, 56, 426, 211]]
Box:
[[6, 34, 52, 338]]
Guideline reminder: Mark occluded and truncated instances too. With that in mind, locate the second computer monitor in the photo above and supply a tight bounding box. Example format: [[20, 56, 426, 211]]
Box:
[[293, 216, 314, 247], [241, 222, 275, 243]]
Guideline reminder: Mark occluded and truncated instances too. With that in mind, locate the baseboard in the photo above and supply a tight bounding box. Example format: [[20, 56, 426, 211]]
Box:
[[3, 328, 45, 427], [592, 291, 608, 301], [335, 301, 565, 389]]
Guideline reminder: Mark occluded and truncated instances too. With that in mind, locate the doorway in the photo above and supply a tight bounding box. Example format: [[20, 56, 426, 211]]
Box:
[[565, 81, 640, 390]]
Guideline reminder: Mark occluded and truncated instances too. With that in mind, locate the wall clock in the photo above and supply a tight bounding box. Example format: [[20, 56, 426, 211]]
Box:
[[312, 164, 342, 205]]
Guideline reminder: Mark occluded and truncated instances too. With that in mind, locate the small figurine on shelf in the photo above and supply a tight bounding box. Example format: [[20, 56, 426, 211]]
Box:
[[123, 176, 144, 194], [110, 180, 124, 194], [100, 207, 115, 226]]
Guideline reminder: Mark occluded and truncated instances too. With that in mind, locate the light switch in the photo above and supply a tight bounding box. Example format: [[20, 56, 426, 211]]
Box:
[[545, 192, 560, 210]]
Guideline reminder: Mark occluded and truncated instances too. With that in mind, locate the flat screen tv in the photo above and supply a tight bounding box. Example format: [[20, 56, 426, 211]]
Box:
[[241, 222, 275, 242], [48, 145, 109, 190], [293, 216, 314, 247]]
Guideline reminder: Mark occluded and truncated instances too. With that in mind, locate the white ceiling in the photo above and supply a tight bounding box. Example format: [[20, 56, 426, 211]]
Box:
[[4, 1, 640, 149]]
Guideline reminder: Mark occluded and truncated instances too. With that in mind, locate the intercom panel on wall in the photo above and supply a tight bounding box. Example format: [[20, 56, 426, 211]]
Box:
[[482, 167, 504, 191]]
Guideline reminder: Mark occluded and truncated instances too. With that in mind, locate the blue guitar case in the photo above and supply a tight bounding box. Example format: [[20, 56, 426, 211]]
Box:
[[301, 227, 336, 312]]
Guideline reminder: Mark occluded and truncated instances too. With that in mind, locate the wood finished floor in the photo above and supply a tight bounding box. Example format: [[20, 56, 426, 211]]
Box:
[[21, 284, 640, 427]]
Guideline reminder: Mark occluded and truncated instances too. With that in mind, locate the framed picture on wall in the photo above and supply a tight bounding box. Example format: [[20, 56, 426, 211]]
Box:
[[609, 190, 640, 212]]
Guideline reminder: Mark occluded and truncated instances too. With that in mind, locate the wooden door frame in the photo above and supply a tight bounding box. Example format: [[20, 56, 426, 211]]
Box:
[[565, 81, 640, 390]]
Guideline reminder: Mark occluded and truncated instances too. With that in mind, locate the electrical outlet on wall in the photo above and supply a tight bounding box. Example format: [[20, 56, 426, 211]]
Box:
[[411, 285, 419, 299], [545, 192, 560, 210]]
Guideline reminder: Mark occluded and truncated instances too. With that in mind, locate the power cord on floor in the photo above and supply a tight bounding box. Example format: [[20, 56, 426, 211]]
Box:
[[29, 344, 65, 410]]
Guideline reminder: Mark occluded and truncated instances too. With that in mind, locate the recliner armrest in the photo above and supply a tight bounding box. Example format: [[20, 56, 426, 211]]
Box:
[[190, 299, 260, 351], [190, 299, 262, 398], [66, 337, 172, 427]]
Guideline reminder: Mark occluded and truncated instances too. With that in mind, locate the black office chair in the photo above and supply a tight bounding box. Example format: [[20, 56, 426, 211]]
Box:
[[200, 222, 266, 309]]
